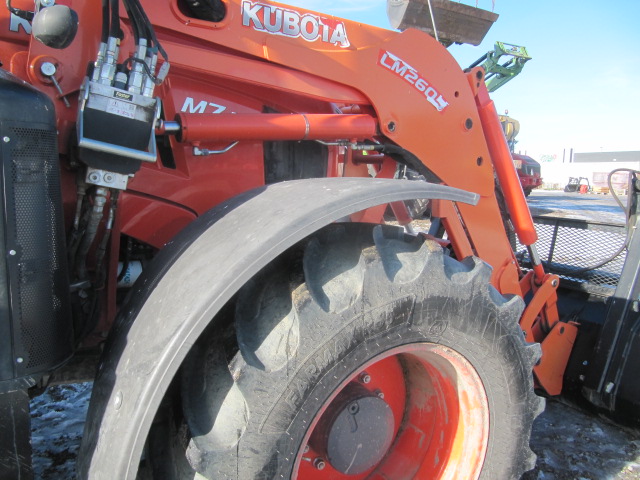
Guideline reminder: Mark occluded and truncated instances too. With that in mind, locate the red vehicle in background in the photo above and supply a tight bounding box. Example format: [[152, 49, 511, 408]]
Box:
[[513, 153, 543, 196], [499, 115, 543, 196]]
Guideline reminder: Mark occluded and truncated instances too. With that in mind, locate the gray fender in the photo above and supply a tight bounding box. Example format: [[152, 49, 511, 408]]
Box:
[[77, 177, 478, 479]]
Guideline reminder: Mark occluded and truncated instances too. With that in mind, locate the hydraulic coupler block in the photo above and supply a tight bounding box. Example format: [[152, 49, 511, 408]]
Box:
[[77, 78, 161, 175]]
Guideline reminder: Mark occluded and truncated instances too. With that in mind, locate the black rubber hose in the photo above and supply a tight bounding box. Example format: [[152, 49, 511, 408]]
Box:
[[101, 0, 109, 43], [377, 144, 442, 184], [125, 0, 148, 42], [128, 0, 168, 60], [109, 0, 119, 38], [5, 0, 34, 21], [122, 1, 140, 43]]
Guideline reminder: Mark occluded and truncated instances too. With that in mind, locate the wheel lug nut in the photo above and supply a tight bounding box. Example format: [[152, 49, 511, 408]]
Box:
[[313, 457, 326, 470], [359, 372, 371, 384]]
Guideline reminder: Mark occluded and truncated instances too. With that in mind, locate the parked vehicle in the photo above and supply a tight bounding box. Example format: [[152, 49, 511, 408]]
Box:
[[565, 176, 591, 192], [514, 153, 543, 196]]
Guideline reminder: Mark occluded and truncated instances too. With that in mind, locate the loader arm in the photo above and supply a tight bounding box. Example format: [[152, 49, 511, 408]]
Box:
[[20, 0, 524, 289]]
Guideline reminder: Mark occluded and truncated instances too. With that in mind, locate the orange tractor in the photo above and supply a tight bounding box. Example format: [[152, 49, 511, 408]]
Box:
[[0, 0, 638, 479]]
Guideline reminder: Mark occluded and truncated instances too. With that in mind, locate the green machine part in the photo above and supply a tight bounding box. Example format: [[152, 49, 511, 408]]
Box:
[[470, 42, 532, 92]]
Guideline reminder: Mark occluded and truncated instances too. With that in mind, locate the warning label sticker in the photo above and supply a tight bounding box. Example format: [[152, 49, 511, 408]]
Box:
[[106, 98, 137, 119]]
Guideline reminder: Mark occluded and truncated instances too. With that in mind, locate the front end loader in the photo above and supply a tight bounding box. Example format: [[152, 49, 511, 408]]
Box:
[[0, 0, 636, 479]]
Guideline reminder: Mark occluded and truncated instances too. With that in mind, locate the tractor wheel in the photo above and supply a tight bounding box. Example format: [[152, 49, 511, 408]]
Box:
[[147, 223, 543, 479]]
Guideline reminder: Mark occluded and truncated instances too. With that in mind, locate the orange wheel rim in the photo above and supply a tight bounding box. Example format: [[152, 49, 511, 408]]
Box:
[[293, 343, 489, 479]]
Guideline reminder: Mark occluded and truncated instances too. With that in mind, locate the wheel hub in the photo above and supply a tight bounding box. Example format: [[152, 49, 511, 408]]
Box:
[[324, 394, 395, 474]]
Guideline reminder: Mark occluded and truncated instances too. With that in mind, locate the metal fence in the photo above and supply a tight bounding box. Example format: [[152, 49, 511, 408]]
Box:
[[514, 216, 627, 296]]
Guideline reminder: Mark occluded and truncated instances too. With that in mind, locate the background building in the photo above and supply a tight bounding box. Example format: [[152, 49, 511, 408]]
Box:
[[538, 151, 639, 191]]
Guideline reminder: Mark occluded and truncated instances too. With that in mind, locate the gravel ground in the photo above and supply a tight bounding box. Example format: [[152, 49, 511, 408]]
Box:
[[31, 383, 91, 479], [527, 190, 627, 224], [29, 189, 640, 479], [524, 400, 640, 480], [29, 383, 640, 479]]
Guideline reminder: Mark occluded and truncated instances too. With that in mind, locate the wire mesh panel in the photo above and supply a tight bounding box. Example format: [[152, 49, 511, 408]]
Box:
[[515, 216, 627, 296]]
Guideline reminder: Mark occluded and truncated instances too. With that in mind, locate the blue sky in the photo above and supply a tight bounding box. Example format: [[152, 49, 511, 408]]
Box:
[[276, 0, 640, 161]]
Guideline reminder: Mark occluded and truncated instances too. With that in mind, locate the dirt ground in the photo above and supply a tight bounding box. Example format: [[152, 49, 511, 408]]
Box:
[[29, 382, 640, 479], [525, 399, 640, 480], [527, 190, 627, 224]]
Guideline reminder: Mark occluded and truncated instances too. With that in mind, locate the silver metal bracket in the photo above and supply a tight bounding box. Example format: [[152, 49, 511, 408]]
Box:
[[85, 167, 130, 190]]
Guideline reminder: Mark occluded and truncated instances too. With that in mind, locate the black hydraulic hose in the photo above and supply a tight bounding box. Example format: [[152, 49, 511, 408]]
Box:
[[109, 0, 120, 38], [127, 0, 168, 61], [5, 0, 34, 21], [123, 1, 141, 43], [101, 0, 109, 43], [377, 144, 441, 184], [124, 0, 147, 43]]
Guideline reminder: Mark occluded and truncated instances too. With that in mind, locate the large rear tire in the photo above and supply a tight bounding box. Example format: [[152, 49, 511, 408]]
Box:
[[147, 223, 543, 479]]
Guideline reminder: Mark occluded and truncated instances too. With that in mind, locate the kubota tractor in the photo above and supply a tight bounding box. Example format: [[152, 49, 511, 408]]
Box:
[[0, 1, 638, 479]]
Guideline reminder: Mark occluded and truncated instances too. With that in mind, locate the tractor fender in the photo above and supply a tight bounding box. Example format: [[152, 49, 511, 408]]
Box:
[[77, 177, 479, 479]]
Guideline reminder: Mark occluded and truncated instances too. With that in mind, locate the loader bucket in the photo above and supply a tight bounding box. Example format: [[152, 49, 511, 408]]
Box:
[[387, 0, 498, 46]]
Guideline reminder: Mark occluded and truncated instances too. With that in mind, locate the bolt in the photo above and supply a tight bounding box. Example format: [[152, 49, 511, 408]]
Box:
[[582, 360, 589, 366], [387, 121, 396, 132], [551, 279, 559, 288], [103, 173, 114, 184], [40, 0, 56, 6], [375, 389, 385, 399], [359, 372, 371, 384], [9, 250, 16, 256], [3, 136, 9, 143], [40, 61, 57, 77], [465, 118, 473, 130], [114, 391, 123, 410], [579, 375, 585, 381], [88, 172, 101, 183], [303, 445, 309, 454], [313, 458, 326, 470], [16, 357, 24, 364], [605, 382, 615, 394], [348, 402, 359, 415]]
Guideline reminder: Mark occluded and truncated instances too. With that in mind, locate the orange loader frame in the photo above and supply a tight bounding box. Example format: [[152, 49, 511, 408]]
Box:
[[1, 0, 574, 393]]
